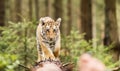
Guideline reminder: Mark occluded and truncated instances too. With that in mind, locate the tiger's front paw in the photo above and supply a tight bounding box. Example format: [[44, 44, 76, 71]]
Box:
[[45, 54, 55, 60]]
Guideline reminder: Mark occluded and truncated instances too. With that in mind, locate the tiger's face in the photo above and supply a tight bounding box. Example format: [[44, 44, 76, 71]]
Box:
[[40, 17, 61, 42]]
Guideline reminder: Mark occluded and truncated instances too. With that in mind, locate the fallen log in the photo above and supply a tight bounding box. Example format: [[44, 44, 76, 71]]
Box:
[[30, 59, 74, 71], [111, 66, 120, 71], [18, 58, 120, 71]]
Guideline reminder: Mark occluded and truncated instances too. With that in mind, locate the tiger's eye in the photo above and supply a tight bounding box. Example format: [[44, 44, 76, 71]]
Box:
[[53, 29, 57, 32], [46, 29, 49, 32], [53, 29, 56, 32]]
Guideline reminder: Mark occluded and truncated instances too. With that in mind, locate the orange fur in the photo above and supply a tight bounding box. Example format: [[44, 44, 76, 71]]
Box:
[[36, 17, 61, 62]]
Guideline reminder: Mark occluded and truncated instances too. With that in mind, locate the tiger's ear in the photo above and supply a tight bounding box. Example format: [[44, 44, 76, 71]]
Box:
[[39, 18, 45, 26], [56, 18, 61, 27]]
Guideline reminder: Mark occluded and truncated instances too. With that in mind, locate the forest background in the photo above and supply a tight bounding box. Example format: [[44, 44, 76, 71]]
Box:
[[0, 0, 120, 71]]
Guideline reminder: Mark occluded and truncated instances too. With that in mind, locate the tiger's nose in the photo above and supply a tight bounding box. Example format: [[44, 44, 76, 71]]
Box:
[[50, 38, 53, 41]]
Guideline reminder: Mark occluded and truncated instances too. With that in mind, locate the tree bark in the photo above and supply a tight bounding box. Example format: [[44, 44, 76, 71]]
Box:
[[45, 0, 51, 16], [29, 0, 33, 20], [80, 0, 93, 41], [54, 0, 63, 34], [35, 0, 39, 20], [92, 0, 97, 48], [67, 0, 72, 35], [15, 0, 21, 22], [0, 0, 5, 26], [104, 0, 119, 61]]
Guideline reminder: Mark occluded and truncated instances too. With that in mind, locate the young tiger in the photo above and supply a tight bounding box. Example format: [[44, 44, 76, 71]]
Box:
[[36, 17, 61, 61]]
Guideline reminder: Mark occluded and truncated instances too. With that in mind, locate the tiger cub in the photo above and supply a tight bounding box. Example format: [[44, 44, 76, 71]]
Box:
[[36, 17, 61, 61]]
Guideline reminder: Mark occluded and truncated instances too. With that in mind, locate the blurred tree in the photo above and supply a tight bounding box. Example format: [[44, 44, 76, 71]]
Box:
[[54, 0, 63, 34], [9, 0, 15, 22], [45, 0, 51, 16], [35, 0, 39, 20], [104, 0, 120, 61], [80, 0, 93, 41], [0, 0, 5, 26], [92, 0, 97, 48], [67, 0, 72, 35], [5, 0, 10, 24], [29, 0, 33, 20], [15, 0, 21, 22]]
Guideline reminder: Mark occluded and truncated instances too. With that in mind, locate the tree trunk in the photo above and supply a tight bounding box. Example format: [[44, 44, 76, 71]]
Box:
[[45, 0, 51, 16], [35, 0, 39, 20], [0, 0, 5, 26], [92, 0, 97, 48], [67, 0, 72, 35], [29, 0, 33, 20], [15, 0, 21, 22], [54, 0, 63, 34], [80, 0, 92, 41], [31, 60, 73, 71], [104, 0, 119, 61]]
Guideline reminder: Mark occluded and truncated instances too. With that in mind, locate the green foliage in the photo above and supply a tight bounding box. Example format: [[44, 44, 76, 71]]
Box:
[[0, 53, 19, 71], [0, 21, 119, 71], [60, 30, 119, 70], [0, 20, 37, 71]]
